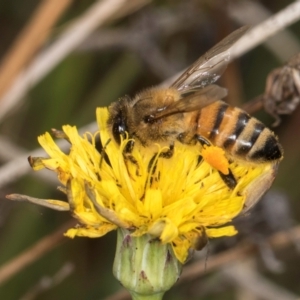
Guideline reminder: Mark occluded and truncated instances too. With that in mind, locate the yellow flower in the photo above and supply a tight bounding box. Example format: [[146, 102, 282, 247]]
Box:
[[8, 107, 276, 263]]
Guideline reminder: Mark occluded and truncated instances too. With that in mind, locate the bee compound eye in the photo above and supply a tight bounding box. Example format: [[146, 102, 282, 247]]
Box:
[[112, 122, 122, 144], [112, 119, 127, 144], [143, 115, 155, 124]]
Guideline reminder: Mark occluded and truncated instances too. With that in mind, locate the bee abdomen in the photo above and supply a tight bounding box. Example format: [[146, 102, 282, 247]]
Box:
[[246, 128, 282, 161], [200, 103, 283, 162], [228, 112, 282, 162]]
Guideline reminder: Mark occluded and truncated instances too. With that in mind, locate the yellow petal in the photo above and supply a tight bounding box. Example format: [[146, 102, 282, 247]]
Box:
[[65, 223, 116, 238], [143, 189, 163, 219], [206, 226, 237, 237], [149, 218, 178, 243]]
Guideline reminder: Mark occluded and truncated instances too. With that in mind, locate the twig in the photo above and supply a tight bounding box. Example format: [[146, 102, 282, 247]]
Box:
[[0, 220, 75, 285], [0, 134, 29, 159], [221, 259, 298, 300], [231, 0, 300, 60], [0, 121, 97, 189], [0, 134, 57, 184], [104, 225, 300, 300], [228, 0, 300, 62], [78, 4, 206, 79], [20, 262, 74, 300], [243, 50, 300, 118], [0, 0, 72, 98], [242, 95, 264, 115], [181, 224, 300, 282], [0, 0, 151, 121], [81, 29, 175, 79], [163, 2, 300, 89]]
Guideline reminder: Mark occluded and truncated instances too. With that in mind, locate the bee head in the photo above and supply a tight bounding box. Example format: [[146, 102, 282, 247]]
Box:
[[107, 88, 181, 146], [107, 97, 130, 145], [108, 92, 161, 146]]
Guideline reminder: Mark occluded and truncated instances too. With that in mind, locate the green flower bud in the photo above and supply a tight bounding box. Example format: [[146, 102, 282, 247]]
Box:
[[113, 228, 182, 300]]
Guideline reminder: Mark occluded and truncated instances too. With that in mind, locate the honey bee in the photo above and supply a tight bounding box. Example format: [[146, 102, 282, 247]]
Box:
[[107, 26, 283, 212]]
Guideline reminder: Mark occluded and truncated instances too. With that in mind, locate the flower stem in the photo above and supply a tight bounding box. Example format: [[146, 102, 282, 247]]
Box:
[[130, 292, 164, 300]]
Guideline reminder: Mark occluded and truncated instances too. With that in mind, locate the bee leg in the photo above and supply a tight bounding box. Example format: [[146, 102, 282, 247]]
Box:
[[140, 143, 174, 200], [123, 140, 141, 176], [196, 135, 211, 147], [97, 138, 111, 168], [195, 135, 237, 190], [193, 226, 208, 251], [218, 169, 237, 189], [159, 142, 174, 159], [147, 143, 174, 174], [125, 139, 134, 153]]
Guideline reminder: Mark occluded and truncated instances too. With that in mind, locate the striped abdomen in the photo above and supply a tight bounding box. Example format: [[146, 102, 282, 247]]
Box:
[[196, 101, 283, 162]]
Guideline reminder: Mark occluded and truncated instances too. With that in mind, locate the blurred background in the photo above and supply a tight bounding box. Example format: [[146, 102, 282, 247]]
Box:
[[1, 0, 300, 299]]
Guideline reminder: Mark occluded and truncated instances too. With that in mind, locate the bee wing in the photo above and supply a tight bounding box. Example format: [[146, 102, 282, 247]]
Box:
[[242, 162, 279, 213], [153, 85, 225, 119], [171, 26, 249, 92]]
